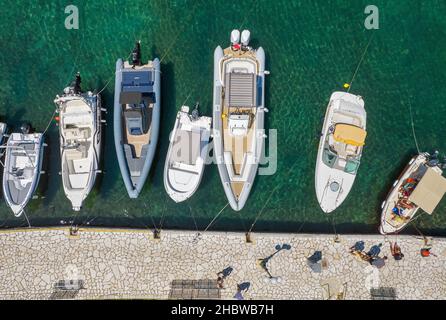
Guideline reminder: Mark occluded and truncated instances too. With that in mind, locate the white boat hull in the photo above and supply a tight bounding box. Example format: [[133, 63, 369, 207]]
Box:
[[315, 91, 366, 213], [56, 93, 102, 211], [2, 132, 45, 217]]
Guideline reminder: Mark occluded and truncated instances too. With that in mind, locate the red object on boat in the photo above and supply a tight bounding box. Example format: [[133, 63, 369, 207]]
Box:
[[55, 116, 60, 121], [233, 43, 241, 50]]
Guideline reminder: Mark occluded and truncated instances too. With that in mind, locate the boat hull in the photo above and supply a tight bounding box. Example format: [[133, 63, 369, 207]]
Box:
[[114, 58, 161, 198], [315, 92, 366, 213], [57, 93, 102, 211], [379, 153, 433, 235], [163, 108, 211, 202], [2, 133, 45, 217], [212, 46, 266, 211]]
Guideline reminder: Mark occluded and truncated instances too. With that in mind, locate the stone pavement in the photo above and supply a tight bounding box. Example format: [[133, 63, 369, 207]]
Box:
[[0, 227, 445, 300]]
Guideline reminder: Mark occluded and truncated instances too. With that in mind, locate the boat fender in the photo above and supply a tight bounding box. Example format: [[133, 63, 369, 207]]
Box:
[[381, 201, 385, 209], [392, 179, 399, 187], [262, 134, 267, 139], [264, 70, 270, 75], [264, 108, 269, 113], [101, 120, 107, 123], [101, 108, 107, 112]]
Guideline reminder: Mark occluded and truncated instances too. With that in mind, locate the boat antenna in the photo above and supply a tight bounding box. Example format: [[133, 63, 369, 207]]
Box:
[[191, 102, 200, 121], [131, 40, 142, 68]]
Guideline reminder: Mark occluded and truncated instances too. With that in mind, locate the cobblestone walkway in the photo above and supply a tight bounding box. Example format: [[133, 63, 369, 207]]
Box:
[[0, 228, 445, 300]]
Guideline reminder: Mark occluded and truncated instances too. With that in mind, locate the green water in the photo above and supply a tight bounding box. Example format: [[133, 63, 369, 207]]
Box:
[[1, 0, 446, 235]]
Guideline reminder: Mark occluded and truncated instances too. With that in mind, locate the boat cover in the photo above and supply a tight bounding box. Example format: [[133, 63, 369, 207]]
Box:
[[409, 167, 446, 214], [333, 124, 366, 146]]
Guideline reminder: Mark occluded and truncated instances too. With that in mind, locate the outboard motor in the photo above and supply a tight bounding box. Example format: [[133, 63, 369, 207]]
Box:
[[230, 29, 241, 50], [131, 41, 142, 67], [428, 151, 440, 167], [20, 123, 31, 135], [72, 72, 82, 94], [191, 102, 200, 121], [241, 30, 251, 49]]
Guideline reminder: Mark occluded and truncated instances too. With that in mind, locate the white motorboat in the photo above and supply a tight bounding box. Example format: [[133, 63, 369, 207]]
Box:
[[164, 104, 212, 202], [213, 29, 268, 211], [379, 152, 446, 234], [315, 91, 367, 213], [2, 127, 45, 217], [54, 73, 103, 211]]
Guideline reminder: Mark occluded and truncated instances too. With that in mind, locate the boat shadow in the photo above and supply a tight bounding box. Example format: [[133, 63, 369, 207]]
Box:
[[147, 59, 176, 189]]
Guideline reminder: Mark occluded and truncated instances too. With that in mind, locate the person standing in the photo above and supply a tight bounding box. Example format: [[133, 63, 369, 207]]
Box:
[[390, 242, 404, 260]]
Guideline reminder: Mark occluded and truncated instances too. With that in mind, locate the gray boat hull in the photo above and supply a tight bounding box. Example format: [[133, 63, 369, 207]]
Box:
[[114, 58, 161, 198]]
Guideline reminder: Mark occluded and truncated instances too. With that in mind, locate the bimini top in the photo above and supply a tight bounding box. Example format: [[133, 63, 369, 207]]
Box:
[[120, 70, 154, 104], [333, 124, 367, 147], [409, 167, 446, 214]]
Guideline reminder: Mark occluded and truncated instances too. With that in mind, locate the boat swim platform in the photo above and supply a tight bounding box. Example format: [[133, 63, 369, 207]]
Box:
[[1, 227, 446, 300]]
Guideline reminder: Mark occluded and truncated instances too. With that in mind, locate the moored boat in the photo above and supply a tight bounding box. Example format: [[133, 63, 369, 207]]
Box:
[[315, 92, 367, 213], [164, 104, 212, 202], [213, 29, 268, 211], [114, 41, 161, 198], [379, 152, 446, 235], [54, 73, 103, 211], [2, 125, 45, 217]]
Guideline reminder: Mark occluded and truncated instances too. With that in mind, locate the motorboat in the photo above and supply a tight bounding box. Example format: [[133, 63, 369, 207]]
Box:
[[114, 41, 161, 198], [315, 92, 367, 213], [164, 104, 212, 202], [213, 29, 268, 211], [54, 73, 103, 211], [379, 152, 446, 234], [2, 125, 45, 217]]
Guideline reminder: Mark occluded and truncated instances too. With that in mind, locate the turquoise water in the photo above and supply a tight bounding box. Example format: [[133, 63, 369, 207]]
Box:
[[1, 0, 446, 235]]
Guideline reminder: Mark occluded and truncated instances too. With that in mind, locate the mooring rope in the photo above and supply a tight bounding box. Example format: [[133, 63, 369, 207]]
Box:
[[159, 0, 204, 63], [22, 209, 31, 228], [201, 202, 229, 234], [347, 33, 375, 93], [248, 157, 300, 233], [407, 98, 421, 154]]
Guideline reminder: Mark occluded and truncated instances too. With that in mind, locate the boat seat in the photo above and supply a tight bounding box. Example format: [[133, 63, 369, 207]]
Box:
[[63, 114, 91, 126], [124, 109, 144, 136], [64, 128, 91, 141], [332, 111, 362, 127]]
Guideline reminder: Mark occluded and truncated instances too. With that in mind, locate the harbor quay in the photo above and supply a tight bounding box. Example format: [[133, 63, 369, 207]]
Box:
[[0, 227, 445, 300]]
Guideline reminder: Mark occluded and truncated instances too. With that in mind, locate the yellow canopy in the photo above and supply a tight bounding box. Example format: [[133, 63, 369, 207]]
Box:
[[333, 124, 367, 146], [409, 167, 446, 214]]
